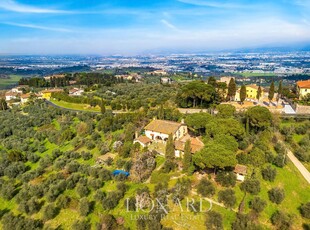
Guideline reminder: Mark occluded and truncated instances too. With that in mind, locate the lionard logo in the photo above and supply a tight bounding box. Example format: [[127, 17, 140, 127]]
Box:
[[125, 197, 213, 227]]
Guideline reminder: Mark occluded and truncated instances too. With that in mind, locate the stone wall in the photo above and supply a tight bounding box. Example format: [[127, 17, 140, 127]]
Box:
[[296, 104, 310, 114]]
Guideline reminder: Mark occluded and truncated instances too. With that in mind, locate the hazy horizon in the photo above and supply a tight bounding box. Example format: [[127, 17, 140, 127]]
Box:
[[1, 0, 310, 55]]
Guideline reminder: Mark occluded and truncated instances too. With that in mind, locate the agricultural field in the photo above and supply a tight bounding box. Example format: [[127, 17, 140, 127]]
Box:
[[0, 75, 22, 89]]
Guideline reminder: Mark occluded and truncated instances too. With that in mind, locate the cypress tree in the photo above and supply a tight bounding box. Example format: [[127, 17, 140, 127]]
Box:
[[183, 140, 192, 173], [277, 80, 283, 101], [240, 85, 246, 104], [228, 78, 237, 101], [165, 134, 175, 161], [100, 99, 106, 114], [256, 86, 262, 101], [268, 81, 275, 103]]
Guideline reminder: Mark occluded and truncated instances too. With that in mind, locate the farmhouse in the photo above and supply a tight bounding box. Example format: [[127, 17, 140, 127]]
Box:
[[40, 88, 63, 100], [297, 79, 310, 99], [174, 134, 204, 158], [219, 76, 235, 85], [144, 119, 188, 142], [5, 91, 19, 101], [69, 88, 84, 96], [133, 136, 152, 148], [20, 93, 31, 104], [234, 164, 247, 181], [246, 84, 260, 99]]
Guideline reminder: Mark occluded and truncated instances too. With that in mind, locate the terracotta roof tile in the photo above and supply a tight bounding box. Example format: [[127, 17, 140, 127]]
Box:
[[234, 164, 247, 175], [175, 135, 204, 153], [135, 136, 152, 144], [144, 119, 184, 135], [297, 80, 310, 88]]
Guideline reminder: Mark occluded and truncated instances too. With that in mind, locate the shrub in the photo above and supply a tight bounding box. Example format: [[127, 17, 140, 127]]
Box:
[[79, 198, 92, 216], [197, 178, 215, 197], [72, 219, 91, 230], [240, 179, 260, 195], [205, 211, 223, 230], [43, 204, 59, 220], [271, 210, 293, 230], [268, 187, 285, 204], [273, 154, 287, 168], [300, 202, 310, 219], [215, 171, 236, 187], [261, 165, 277, 182], [218, 189, 236, 209], [76, 183, 90, 198], [249, 197, 267, 213]]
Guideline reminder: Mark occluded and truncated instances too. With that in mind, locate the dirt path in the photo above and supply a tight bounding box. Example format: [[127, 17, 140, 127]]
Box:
[[287, 150, 310, 184]]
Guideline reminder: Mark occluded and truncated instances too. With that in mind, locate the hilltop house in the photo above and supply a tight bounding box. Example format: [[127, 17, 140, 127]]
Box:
[[144, 119, 188, 142], [20, 93, 31, 104], [69, 88, 84, 96], [5, 91, 19, 101], [133, 136, 152, 148], [174, 134, 204, 158], [246, 84, 260, 99], [234, 84, 263, 101], [219, 76, 235, 85], [297, 79, 310, 99], [40, 88, 63, 100]]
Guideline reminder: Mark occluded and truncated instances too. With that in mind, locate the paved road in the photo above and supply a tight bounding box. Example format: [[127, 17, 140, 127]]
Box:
[[287, 149, 310, 184]]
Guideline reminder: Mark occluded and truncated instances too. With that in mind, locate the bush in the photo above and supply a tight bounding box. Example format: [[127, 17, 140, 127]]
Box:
[[218, 189, 236, 209], [271, 210, 293, 230], [240, 179, 260, 195], [268, 187, 285, 204], [197, 178, 215, 197], [76, 183, 90, 197], [79, 198, 92, 216], [232, 213, 262, 230], [56, 195, 71, 209], [249, 197, 267, 213], [273, 154, 287, 168], [215, 171, 236, 187], [72, 219, 91, 230], [43, 204, 59, 220], [300, 202, 310, 219], [205, 211, 223, 230], [261, 165, 277, 182]]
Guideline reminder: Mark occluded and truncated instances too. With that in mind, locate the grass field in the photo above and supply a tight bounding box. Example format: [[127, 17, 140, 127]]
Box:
[[50, 99, 101, 112], [0, 75, 22, 89], [235, 72, 276, 78]]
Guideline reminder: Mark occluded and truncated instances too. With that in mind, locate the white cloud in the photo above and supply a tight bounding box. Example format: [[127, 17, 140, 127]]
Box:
[[177, 0, 249, 9], [0, 0, 69, 13], [160, 19, 179, 30], [3, 22, 72, 32]]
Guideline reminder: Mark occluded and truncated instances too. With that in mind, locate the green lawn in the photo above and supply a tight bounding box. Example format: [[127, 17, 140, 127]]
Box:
[[0, 75, 22, 89], [50, 98, 101, 112], [235, 72, 276, 78]]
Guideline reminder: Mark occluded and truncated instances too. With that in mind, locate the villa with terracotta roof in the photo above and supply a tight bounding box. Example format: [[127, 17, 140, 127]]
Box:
[[144, 119, 188, 142], [5, 91, 19, 101], [40, 88, 63, 99], [297, 79, 310, 99], [174, 134, 204, 158], [134, 136, 152, 148]]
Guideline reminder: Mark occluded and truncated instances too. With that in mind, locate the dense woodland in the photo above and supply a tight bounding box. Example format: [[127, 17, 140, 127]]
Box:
[[0, 95, 309, 229]]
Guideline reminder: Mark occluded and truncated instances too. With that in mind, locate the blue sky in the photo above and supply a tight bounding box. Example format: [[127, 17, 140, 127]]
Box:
[[0, 0, 310, 54]]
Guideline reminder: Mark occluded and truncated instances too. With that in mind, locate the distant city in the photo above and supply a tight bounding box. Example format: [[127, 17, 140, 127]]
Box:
[[0, 52, 309, 76]]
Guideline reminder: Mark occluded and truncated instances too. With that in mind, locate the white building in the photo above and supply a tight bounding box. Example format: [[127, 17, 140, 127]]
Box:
[[69, 88, 84, 96], [5, 91, 18, 101], [144, 119, 188, 142]]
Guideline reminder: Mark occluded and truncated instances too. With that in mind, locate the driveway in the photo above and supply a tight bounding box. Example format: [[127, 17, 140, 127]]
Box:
[[287, 149, 310, 184]]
